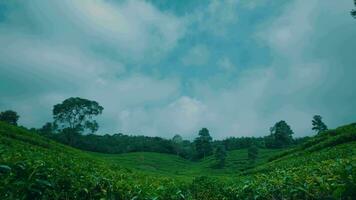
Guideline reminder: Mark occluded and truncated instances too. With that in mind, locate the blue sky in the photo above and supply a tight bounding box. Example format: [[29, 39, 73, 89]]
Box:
[[0, 0, 355, 139]]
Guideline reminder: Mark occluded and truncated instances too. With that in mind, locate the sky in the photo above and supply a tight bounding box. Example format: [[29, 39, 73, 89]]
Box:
[[0, 0, 355, 139]]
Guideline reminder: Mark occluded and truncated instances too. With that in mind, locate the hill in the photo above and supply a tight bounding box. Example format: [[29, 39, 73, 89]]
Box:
[[1, 121, 355, 199]]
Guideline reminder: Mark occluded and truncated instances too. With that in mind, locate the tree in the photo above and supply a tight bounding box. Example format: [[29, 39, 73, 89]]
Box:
[[194, 128, 213, 159], [214, 145, 227, 168], [312, 115, 328, 134], [53, 97, 103, 134], [267, 120, 294, 148], [351, 0, 356, 18], [172, 134, 183, 143], [248, 145, 258, 163], [172, 134, 183, 156], [38, 122, 58, 136], [62, 127, 81, 146], [0, 110, 19, 126]]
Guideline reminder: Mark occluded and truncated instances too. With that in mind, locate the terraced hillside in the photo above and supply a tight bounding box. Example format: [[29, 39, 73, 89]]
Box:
[[0, 121, 355, 199], [92, 148, 279, 177]]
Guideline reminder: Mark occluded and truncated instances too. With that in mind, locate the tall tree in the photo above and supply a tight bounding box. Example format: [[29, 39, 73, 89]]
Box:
[[172, 134, 183, 156], [351, 0, 356, 18], [53, 97, 104, 134], [0, 110, 19, 126], [312, 115, 328, 134], [268, 120, 294, 148], [214, 145, 227, 168], [248, 145, 259, 163], [194, 128, 213, 159]]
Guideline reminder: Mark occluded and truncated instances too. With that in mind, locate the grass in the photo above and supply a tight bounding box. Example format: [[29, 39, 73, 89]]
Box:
[[1, 121, 355, 199]]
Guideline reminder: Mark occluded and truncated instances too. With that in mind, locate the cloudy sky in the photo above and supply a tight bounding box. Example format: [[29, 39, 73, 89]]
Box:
[[0, 0, 355, 139]]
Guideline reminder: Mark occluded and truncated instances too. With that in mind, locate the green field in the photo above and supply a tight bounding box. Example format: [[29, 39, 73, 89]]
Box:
[[1, 121, 355, 199], [92, 148, 280, 177]]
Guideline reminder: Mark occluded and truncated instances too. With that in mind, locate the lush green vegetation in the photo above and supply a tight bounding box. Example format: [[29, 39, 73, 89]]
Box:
[[1, 121, 355, 199], [22, 97, 308, 160], [93, 148, 279, 177]]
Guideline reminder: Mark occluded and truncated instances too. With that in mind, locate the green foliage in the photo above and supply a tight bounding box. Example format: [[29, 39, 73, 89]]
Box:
[[172, 134, 184, 156], [42, 129, 271, 160], [51, 132, 177, 155], [53, 97, 103, 133], [96, 148, 279, 176], [248, 145, 258, 163], [0, 122, 188, 199], [266, 120, 294, 148], [194, 128, 213, 159], [293, 136, 311, 145], [268, 123, 356, 162], [312, 115, 328, 134], [190, 176, 226, 200], [1, 121, 356, 199], [214, 145, 227, 168], [0, 110, 19, 126], [172, 134, 183, 144], [221, 137, 265, 150]]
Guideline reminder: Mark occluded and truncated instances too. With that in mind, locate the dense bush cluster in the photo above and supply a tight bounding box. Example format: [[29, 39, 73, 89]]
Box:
[[51, 133, 177, 155]]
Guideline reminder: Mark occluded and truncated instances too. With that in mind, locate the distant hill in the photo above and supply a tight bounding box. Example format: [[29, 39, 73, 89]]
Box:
[[1, 121, 355, 199]]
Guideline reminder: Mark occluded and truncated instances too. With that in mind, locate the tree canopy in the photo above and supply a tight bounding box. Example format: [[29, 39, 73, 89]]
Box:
[[172, 134, 183, 144], [194, 128, 213, 159], [266, 120, 294, 148], [53, 97, 104, 134], [0, 110, 19, 126], [312, 115, 328, 134]]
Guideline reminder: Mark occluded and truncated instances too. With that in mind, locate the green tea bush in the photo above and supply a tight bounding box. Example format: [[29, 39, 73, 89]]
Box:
[[1, 122, 356, 199]]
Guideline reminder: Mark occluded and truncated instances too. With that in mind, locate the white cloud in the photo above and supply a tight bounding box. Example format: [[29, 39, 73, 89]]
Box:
[[239, 0, 268, 10], [21, 0, 186, 63], [1, 0, 355, 140], [189, 0, 239, 36], [116, 96, 213, 139], [0, 0, 186, 132], [83, 75, 181, 134], [181, 44, 210, 66], [217, 57, 235, 71], [158, 97, 210, 136], [257, 0, 318, 58], [0, 35, 124, 91]]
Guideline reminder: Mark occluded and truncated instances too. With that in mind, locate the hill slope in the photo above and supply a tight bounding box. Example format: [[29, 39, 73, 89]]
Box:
[[1, 121, 355, 199], [91, 148, 279, 177]]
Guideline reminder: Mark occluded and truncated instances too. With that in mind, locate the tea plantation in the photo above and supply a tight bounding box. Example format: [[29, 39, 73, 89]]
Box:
[[1, 121, 355, 199]]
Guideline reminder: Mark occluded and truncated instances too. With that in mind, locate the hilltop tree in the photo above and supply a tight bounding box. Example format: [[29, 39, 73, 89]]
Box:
[[248, 145, 259, 163], [351, 0, 356, 18], [194, 128, 213, 159], [172, 134, 183, 156], [53, 97, 104, 134], [215, 145, 227, 168], [266, 120, 294, 148], [312, 115, 328, 134], [0, 110, 19, 126]]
